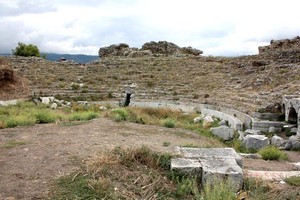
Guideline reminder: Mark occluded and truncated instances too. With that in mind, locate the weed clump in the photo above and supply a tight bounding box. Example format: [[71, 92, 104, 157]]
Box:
[[258, 146, 288, 161], [112, 108, 128, 122], [163, 118, 176, 128]]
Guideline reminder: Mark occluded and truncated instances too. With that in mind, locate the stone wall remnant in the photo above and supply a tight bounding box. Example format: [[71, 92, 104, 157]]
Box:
[[258, 36, 300, 62], [98, 41, 203, 58]]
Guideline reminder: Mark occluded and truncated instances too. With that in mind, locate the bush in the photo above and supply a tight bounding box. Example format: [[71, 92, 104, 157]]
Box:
[[12, 42, 42, 57], [112, 109, 128, 122], [258, 146, 288, 161], [163, 118, 176, 128], [34, 110, 58, 123]]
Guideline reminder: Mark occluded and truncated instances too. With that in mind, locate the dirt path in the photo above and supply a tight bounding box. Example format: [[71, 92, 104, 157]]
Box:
[[0, 118, 299, 199], [0, 118, 221, 200]]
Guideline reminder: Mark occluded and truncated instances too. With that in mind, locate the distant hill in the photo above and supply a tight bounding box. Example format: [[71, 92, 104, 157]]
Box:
[[0, 53, 99, 64], [44, 53, 98, 63]]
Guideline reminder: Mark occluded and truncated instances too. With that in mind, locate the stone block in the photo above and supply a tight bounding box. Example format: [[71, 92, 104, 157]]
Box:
[[271, 135, 285, 147], [252, 121, 286, 132], [245, 129, 262, 135], [175, 147, 243, 167], [171, 157, 243, 192], [242, 135, 269, 150], [201, 157, 243, 192], [210, 125, 234, 140], [171, 158, 202, 176], [269, 126, 282, 133]]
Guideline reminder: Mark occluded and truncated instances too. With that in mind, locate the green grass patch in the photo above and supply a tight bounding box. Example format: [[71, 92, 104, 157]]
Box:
[[0, 140, 29, 148], [34, 110, 60, 123], [284, 176, 300, 186], [258, 146, 288, 161], [112, 108, 128, 122], [6, 115, 37, 128], [0, 101, 100, 129], [163, 118, 176, 128]]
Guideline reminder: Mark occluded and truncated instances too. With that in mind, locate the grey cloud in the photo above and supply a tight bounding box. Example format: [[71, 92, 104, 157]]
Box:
[[0, 0, 56, 17]]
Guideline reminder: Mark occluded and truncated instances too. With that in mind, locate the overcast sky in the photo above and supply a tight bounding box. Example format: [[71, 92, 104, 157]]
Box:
[[1, 0, 300, 56]]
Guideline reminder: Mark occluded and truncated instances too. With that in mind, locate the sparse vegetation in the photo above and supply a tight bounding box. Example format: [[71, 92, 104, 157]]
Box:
[[163, 118, 176, 128], [284, 176, 300, 186], [50, 147, 200, 199], [258, 146, 288, 161], [163, 141, 171, 146], [200, 176, 237, 200], [0, 101, 100, 128], [0, 140, 29, 148], [242, 177, 270, 199]]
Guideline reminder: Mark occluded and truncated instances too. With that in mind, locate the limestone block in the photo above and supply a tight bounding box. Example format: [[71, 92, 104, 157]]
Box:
[[50, 103, 58, 109], [219, 119, 227, 126], [271, 135, 285, 147], [171, 158, 202, 176], [201, 158, 243, 192], [210, 125, 234, 140], [242, 135, 269, 150], [175, 147, 243, 167], [245, 129, 262, 135], [40, 97, 55, 105], [269, 126, 282, 133]]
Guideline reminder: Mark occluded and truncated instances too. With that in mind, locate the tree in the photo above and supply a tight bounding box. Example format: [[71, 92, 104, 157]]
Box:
[[12, 42, 41, 57]]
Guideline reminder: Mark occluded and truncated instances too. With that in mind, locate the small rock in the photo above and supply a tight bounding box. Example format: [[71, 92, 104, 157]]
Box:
[[242, 135, 270, 150], [219, 119, 227, 126], [269, 126, 282, 133], [238, 131, 245, 141], [99, 106, 108, 111], [193, 114, 204, 123], [40, 97, 55, 105], [280, 180, 286, 184], [203, 115, 214, 123], [271, 135, 285, 147], [50, 103, 58, 109], [291, 128, 298, 134], [210, 125, 234, 140]]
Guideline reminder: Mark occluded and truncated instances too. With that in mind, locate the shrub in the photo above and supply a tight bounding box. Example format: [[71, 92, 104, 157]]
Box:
[[71, 83, 80, 90], [258, 146, 288, 161], [112, 109, 128, 122], [163, 118, 176, 128], [34, 110, 58, 123], [12, 42, 41, 57]]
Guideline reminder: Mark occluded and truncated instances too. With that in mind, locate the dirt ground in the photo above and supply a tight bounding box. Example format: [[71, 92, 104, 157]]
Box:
[[0, 118, 299, 200]]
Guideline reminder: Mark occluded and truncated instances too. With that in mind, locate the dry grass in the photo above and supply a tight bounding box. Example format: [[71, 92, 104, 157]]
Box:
[[51, 147, 197, 199]]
